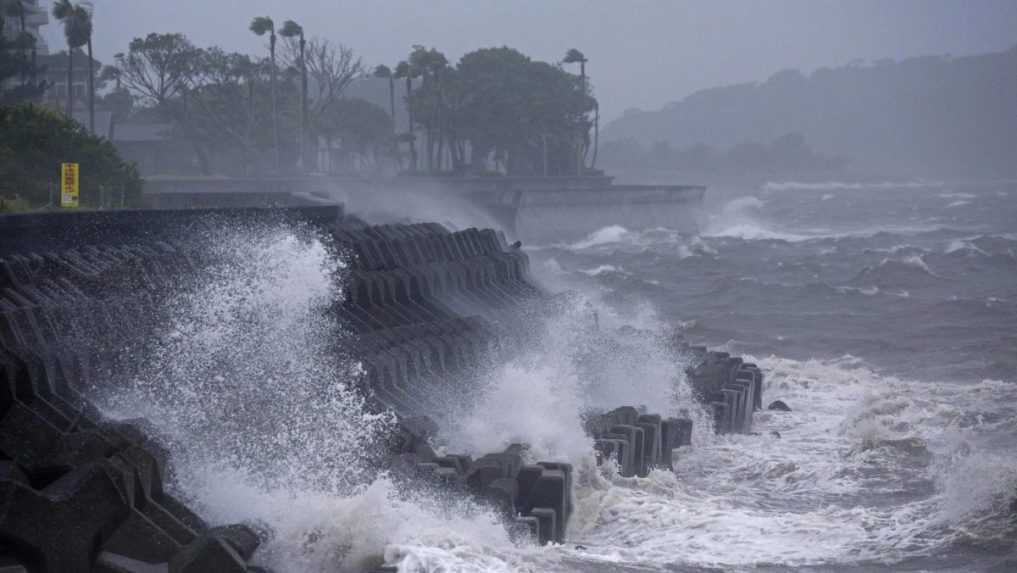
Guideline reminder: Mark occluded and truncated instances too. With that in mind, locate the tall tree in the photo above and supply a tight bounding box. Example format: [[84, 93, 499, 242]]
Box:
[[52, 0, 90, 121], [407, 46, 449, 172], [373, 64, 396, 133], [563, 48, 589, 175], [113, 33, 197, 106], [0, 0, 46, 103], [279, 19, 306, 170], [249, 16, 279, 171], [282, 37, 362, 162], [112, 33, 215, 172], [317, 97, 393, 171], [447, 47, 594, 175], [393, 59, 417, 171], [82, 4, 95, 134], [3, 0, 27, 82]]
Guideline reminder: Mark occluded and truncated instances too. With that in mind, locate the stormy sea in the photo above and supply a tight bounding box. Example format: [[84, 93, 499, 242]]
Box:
[[94, 180, 1017, 572]]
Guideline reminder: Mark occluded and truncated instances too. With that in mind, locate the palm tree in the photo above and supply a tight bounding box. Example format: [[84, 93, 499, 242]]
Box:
[[250, 16, 279, 171], [394, 60, 418, 171], [373, 65, 396, 134], [81, 4, 95, 134], [52, 1, 91, 122], [279, 19, 307, 170], [563, 48, 589, 176]]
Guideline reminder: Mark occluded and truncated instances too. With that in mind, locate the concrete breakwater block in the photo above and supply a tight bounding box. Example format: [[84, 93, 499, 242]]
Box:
[[0, 354, 267, 573], [387, 416, 572, 546], [584, 406, 694, 476]]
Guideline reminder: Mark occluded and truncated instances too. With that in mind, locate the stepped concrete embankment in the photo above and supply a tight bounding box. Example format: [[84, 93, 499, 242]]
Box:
[[0, 206, 760, 571]]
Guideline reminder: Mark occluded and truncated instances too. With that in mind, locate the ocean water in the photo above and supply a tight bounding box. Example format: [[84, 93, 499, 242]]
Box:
[[517, 180, 1017, 572], [92, 181, 1017, 572]]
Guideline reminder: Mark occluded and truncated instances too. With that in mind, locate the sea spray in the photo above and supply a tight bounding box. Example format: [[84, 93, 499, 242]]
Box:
[[87, 222, 413, 571], [443, 291, 712, 463]]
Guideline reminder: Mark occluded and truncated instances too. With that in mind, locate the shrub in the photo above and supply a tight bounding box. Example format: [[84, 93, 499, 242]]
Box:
[[0, 104, 142, 208]]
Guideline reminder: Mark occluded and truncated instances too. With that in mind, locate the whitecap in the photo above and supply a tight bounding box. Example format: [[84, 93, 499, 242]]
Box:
[[568, 225, 632, 249], [945, 238, 989, 256], [578, 264, 628, 277], [762, 180, 944, 191]]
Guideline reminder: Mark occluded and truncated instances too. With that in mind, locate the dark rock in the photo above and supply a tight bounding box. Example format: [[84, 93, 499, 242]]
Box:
[[210, 524, 262, 561], [95, 551, 167, 573], [770, 431, 782, 439], [0, 462, 130, 573], [169, 533, 248, 573], [767, 400, 792, 412]]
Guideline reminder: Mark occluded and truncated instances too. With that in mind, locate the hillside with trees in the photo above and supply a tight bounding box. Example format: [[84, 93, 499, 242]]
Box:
[[602, 45, 1017, 178]]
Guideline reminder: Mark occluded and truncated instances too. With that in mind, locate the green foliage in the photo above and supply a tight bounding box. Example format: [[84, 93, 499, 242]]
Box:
[[52, 0, 91, 50], [319, 97, 392, 154], [249, 16, 275, 37], [0, 104, 143, 207], [109, 30, 372, 175], [114, 33, 198, 105], [0, 1, 46, 104], [405, 45, 596, 175], [278, 20, 302, 39], [563, 48, 586, 64]]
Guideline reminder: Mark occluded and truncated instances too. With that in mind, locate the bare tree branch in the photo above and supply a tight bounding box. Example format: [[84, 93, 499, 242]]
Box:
[[282, 37, 363, 117]]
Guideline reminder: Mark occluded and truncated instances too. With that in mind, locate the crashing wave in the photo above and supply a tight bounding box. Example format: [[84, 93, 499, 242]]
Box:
[[762, 180, 945, 191]]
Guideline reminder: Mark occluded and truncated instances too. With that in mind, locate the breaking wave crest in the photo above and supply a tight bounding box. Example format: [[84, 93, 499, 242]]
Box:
[[763, 180, 945, 191], [563, 356, 1017, 569], [852, 254, 943, 287]]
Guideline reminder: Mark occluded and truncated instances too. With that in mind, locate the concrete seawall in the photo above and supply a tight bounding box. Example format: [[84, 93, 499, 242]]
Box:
[[0, 207, 760, 572], [141, 176, 706, 241]]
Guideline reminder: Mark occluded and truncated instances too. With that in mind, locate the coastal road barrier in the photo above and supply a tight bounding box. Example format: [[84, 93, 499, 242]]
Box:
[[0, 207, 764, 569]]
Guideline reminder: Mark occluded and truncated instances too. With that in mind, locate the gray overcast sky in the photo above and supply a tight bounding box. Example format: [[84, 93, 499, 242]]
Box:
[[45, 0, 1017, 122]]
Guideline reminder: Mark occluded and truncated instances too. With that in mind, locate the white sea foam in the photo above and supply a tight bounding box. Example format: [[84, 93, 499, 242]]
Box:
[[945, 237, 989, 256], [701, 196, 948, 243], [763, 180, 945, 191], [569, 225, 632, 249], [939, 192, 977, 200], [445, 296, 712, 462], [579, 264, 628, 277], [562, 356, 1017, 569], [704, 196, 812, 242]]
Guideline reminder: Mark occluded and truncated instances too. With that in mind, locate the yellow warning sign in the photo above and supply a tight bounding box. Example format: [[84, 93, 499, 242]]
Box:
[[61, 162, 79, 208]]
